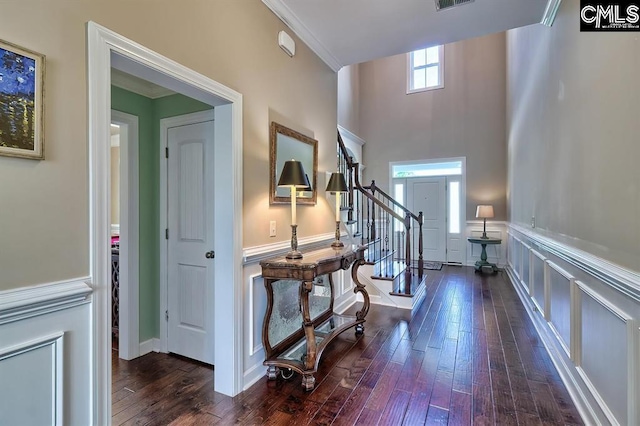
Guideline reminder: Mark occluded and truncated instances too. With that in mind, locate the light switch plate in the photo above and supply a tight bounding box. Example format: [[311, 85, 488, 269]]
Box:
[[269, 220, 276, 237]]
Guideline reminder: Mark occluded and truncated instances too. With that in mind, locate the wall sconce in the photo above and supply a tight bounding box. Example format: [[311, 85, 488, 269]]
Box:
[[278, 159, 308, 259], [475, 205, 494, 239], [326, 172, 348, 248]]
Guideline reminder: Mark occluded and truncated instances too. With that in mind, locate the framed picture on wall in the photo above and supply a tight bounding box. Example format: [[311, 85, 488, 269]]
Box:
[[0, 39, 45, 159]]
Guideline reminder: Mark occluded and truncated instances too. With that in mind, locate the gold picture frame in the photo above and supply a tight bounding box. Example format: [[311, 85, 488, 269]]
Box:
[[269, 122, 318, 205], [0, 39, 45, 160]]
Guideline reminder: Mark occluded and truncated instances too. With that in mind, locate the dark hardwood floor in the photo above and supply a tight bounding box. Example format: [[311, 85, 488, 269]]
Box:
[[112, 266, 584, 425]]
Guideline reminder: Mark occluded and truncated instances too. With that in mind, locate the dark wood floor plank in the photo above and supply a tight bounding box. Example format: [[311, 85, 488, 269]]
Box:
[[472, 382, 495, 425], [449, 390, 471, 426], [309, 384, 353, 425], [401, 385, 432, 425], [377, 389, 411, 425], [395, 349, 424, 392], [425, 404, 449, 425], [111, 267, 584, 426], [529, 380, 565, 425], [364, 361, 403, 412]]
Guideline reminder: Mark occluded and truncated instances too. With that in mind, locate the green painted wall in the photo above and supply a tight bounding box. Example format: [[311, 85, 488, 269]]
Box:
[[111, 86, 212, 342]]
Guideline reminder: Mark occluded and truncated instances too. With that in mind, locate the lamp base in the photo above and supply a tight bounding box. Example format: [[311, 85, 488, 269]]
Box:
[[286, 224, 302, 260], [285, 250, 303, 260], [331, 221, 344, 248]]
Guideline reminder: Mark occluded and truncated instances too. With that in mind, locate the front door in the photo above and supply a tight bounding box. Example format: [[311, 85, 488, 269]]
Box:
[[408, 177, 446, 262], [167, 116, 215, 364]]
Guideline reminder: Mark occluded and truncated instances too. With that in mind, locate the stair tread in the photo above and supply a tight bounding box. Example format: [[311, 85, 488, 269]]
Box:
[[371, 259, 404, 281], [389, 273, 427, 297]]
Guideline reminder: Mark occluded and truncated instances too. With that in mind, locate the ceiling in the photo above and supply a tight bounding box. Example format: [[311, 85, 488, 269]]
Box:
[[262, 0, 554, 71]]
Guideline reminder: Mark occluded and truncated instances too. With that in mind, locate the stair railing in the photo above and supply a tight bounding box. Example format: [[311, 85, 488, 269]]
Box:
[[337, 130, 424, 279]]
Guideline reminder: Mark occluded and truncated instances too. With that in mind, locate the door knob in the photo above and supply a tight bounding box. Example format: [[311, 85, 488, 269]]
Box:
[[205, 251, 215, 259]]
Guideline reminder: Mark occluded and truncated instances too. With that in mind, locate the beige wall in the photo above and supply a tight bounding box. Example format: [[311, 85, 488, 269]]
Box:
[[507, 2, 640, 271], [359, 33, 507, 221], [0, 0, 337, 291], [337, 64, 360, 134]]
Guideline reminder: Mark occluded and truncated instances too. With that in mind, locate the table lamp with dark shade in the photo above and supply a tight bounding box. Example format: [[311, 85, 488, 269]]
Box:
[[326, 172, 348, 248], [278, 159, 308, 259], [475, 205, 494, 239]]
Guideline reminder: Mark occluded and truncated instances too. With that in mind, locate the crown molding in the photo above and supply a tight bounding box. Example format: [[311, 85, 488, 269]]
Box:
[[261, 0, 343, 72]]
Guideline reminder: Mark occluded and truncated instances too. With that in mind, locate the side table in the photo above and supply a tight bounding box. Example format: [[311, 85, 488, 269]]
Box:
[[467, 237, 501, 273], [259, 245, 368, 390]]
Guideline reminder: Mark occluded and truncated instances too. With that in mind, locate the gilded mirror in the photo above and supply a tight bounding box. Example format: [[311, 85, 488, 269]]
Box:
[[269, 122, 318, 205]]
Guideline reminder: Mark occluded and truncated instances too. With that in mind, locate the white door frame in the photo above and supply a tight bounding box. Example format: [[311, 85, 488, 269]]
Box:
[[159, 110, 215, 354], [111, 110, 140, 360], [389, 157, 467, 265], [88, 21, 243, 425]]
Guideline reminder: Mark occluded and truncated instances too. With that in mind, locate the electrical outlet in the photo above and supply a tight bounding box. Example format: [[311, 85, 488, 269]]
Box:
[[531, 216, 536, 228], [269, 220, 276, 237]]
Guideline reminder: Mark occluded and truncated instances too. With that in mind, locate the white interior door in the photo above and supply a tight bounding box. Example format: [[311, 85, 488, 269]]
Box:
[[167, 118, 215, 364], [408, 177, 446, 262]]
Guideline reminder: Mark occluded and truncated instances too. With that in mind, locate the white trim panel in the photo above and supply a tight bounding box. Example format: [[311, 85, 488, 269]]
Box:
[[507, 224, 640, 425], [248, 273, 265, 357], [576, 282, 634, 426], [0, 332, 64, 426]]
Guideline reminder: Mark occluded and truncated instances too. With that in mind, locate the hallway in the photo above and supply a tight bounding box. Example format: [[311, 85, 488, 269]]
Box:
[[112, 266, 583, 425]]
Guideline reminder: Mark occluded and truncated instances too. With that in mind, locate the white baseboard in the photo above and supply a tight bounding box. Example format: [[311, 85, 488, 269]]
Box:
[[243, 362, 267, 391], [139, 338, 160, 356], [334, 294, 357, 314]]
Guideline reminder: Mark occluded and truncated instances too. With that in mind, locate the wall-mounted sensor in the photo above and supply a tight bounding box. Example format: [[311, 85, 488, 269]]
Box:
[[278, 30, 295, 57]]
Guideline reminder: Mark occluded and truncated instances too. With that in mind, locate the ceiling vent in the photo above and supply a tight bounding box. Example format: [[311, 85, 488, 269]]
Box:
[[435, 0, 475, 11]]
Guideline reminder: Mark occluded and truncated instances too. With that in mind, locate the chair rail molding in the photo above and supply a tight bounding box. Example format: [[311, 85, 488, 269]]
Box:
[[243, 232, 336, 264], [509, 223, 640, 302], [0, 278, 91, 325]]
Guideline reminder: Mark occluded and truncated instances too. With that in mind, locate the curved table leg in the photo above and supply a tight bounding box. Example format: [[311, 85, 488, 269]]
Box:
[[351, 258, 370, 333], [300, 280, 317, 390]]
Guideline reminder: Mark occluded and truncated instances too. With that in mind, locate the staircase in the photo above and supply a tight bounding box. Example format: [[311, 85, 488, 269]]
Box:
[[337, 130, 427, 310]]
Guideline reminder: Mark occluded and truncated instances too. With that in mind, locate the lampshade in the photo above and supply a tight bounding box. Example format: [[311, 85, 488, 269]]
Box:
[[277, 160, 308, 187], [302, 173, 312, 191], [476, 205, 494, 219], [325, 172, 348, 193]]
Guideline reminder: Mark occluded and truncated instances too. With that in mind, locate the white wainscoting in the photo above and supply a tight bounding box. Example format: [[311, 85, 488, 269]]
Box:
[[506, 224, 640, 426], [465, 220, 507, 267], [0, 279, 92, 425], [241, 233, 359, 391]]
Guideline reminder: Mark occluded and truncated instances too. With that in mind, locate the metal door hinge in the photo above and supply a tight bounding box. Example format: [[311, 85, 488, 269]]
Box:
[[165, 310, 169, 321], [165, 228, 169, 240], [165, 147, 169, 158]]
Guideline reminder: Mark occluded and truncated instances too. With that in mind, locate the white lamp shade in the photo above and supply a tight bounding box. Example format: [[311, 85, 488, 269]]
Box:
[[476, 205, 494, 219]]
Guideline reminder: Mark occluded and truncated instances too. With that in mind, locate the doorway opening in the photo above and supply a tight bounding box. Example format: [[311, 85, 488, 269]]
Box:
[[390, 158, 466, 265], [88, 22, 243, 424]]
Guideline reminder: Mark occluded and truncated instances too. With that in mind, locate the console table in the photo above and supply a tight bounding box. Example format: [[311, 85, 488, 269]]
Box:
[[468, 236, 502, 273], [260, 245, 368, 390]]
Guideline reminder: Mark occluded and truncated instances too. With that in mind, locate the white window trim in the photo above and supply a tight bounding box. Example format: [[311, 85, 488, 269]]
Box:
[[406, 45, 444, 94]]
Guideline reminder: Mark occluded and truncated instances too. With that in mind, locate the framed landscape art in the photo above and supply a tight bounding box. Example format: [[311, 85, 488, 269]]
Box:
[[0, 39, 45, 159]]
